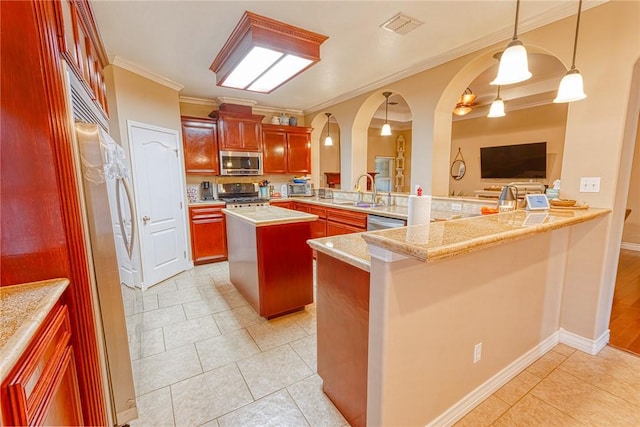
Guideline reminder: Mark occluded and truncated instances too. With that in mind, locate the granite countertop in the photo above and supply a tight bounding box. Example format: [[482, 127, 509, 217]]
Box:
[[308, 208, 610, 270], [275, 197, 410, 220], [0, 278, 69, 382], [188, 200, 226, 207], [223, 205, 318, 227]]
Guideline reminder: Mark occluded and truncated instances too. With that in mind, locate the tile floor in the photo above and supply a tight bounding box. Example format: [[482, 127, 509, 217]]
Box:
[[122, 263, 640, 427]]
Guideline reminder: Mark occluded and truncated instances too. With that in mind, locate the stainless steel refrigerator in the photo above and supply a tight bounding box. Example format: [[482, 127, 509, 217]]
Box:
[[67, 66, 139, 426]]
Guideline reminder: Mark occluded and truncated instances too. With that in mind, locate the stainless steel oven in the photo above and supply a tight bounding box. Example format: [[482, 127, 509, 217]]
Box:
[[219, 150, 262, 176]]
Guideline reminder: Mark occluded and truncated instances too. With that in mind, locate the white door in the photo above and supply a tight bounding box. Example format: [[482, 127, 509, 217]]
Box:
[[128, 121, 188, 287]]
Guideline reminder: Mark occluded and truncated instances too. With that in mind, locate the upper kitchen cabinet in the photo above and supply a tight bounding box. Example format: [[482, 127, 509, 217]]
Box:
[[56, 0, 109, 115], [209, 105, 264, 152], [263, 124, 312, 174], [181, 116, 219, 175]]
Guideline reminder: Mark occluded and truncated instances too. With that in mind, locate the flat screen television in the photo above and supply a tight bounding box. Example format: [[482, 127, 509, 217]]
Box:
[[480, 142, 547, 179]]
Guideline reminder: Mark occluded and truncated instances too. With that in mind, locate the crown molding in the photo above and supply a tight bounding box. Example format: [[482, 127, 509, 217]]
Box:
[[215, 97, 258, 107], [111, 56, 184, 91], [179, 96, 218, 106]]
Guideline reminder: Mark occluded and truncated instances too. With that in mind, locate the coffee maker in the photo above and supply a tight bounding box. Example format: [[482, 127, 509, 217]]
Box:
[[201, 181, 214, 200]]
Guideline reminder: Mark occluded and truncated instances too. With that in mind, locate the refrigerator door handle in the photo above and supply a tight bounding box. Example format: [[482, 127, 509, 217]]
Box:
[[116, 177, 136, 260]]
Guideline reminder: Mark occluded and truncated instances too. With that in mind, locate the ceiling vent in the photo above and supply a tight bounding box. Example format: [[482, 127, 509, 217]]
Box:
[[380, 13, 423, 36]]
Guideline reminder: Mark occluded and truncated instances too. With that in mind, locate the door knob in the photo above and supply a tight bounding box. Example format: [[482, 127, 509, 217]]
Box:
[[142, 216, 150, 224]]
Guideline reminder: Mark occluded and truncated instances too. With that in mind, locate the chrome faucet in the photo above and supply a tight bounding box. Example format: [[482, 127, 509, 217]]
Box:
[[355, 173, 376, 204]]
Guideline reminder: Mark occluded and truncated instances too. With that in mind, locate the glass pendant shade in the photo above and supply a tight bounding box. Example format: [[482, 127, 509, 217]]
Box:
[[324, 136, 333, 146], [324, 112, 333, 146], [491, 40, 532, 85], [554, 69, 587, 103], [380, 92, 392, 136], [488, 98, 505, 117], [380, 123, 392, 136]]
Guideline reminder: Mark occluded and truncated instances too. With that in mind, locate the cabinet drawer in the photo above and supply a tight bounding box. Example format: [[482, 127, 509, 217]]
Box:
[[309, 205, 327, 219], [189, 206, 224, 219], [4, 304, 71, 425], [327, 208, 367, 229]]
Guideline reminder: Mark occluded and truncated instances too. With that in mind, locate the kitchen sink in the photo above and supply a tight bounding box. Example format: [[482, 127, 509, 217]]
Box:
[[331, 200, 382, 208]]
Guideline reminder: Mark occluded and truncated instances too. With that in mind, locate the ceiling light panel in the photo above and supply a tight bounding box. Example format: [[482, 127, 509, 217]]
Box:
[[380, 13, 424, 36], [248, 55, 313, 92], [222, 47, 283, 89]]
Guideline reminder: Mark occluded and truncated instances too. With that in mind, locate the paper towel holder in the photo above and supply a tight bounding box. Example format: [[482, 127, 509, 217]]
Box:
[[451, 147, 466, 180]]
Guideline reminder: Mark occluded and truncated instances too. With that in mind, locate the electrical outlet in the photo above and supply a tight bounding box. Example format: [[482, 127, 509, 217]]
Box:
[[579, 177, 601, 193], [451, 203, 462, 211], [473, 343, 482, 363]]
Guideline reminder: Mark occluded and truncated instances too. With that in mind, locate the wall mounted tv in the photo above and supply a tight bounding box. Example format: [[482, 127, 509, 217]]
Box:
[[480, 142, 547, 179]]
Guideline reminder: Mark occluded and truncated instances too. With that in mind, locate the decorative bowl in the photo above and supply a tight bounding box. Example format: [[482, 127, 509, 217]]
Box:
[[550, 199, 576, 207]]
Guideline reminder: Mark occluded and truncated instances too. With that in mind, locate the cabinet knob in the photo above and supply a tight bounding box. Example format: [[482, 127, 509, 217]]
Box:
[[142, 216, 150, 224]]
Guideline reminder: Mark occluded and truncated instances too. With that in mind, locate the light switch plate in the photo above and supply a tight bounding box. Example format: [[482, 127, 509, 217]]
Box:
[[579, 177, 601, 193]]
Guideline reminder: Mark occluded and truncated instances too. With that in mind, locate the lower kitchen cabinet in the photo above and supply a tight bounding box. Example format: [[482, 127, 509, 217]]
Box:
[[326, 207, 367, 236], [269, 200, 293, 209], [2, 302, 83, 426], [189, 206, 227, 264], [308, 206, 327, 238]]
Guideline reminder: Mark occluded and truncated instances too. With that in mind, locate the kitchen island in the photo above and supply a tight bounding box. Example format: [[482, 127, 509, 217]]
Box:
[[308, 208, 611, 426], [223, 206, 318, 319]]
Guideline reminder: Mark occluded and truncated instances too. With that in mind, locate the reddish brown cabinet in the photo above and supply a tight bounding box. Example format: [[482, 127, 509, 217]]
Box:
[[189, 205, 227, 264], [181, 116, 219, 175], [209, 109, 264, 152], [308, 206, 328, 238], [269, 200, 294, 209], [2, 303, 83, 426], [263, 124, 312, 174], [326, 207, 367, 236]]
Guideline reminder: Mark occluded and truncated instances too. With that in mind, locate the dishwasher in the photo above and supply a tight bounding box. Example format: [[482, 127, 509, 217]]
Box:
[[367, 214, 406, 231]]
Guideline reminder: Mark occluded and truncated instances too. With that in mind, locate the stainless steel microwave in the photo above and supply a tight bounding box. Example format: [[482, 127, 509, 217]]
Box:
[[287, 182, 314, 197], [219, 150, 262, 176]]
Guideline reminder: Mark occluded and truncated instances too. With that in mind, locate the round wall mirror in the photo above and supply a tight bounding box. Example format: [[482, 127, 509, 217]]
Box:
[[451, 159, 466, 180]]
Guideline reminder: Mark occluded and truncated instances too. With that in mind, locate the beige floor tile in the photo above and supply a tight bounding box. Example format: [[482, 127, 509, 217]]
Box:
[[213, 306, 265, 334], [531, 369, 640, 426], [552, 343, 576, 356], [557, 350, 640, 405], [141, 305, 186, 330], [175, 276, 213, 290], [197, 284, 224, 299], [195, 329, 261, 372], [246, 316, 308, 351], [454, 396, 509, 427], [171, 364, 253, 427], [132, 344, 202, 395], [491, 394, 582, 427], [525, 349, 567, 378], [157, 287, 203, 308], [144, 279, 178, 294], [129, 386, 174, 427], [129, 327, 165, 360], [199, 420, 219, 427], [212, 270, 230, 282], [287, 374, 348, 427], [493, 370, 541, 405], [182, 294, 231, 319], [163, 315, 221, 350], [217, 389, 309, 427], [290, 305, 317, 335], [290, 334, 318, 372], [237, 345, 313, 399], [126, 313, 143, 336], [220, 289, 249, 309], [143, 293, 159, 311], [213, 280, 236, 294], [597, 346, 640, 374]]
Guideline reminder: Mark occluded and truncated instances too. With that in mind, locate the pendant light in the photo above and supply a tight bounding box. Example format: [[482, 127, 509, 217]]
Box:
[[554, 0, 587, 103], [324, 113, 333, 146], [491, 0, 532, 85], [380, 92, 392, 136], [488, 86, 506, 117]]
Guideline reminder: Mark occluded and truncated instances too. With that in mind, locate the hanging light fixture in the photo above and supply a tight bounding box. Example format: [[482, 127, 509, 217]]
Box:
[[491, 0, 532, 85], [452, 88, 477, 116], [324, 113, 333, 146], [554, 0, 587, 103], [488, 86, 506, 117], [380, 92, 392, 136]]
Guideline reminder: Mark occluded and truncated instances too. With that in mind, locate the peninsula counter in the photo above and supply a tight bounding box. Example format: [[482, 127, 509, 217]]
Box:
[[308, 208, 610, 426]]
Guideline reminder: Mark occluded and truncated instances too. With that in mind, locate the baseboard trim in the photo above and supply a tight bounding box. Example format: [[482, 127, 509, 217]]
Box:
[[427, 332, 560, 427], [559, 328, 609, 355], [620, 242, 640, 251]]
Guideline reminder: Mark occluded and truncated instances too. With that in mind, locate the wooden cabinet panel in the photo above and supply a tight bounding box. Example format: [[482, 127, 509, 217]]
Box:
[[326, 208, 367, 230], [189, 206, 227, 264], [287, 132, 311, 173], [181, 117, 219, 175], [2, 304, 82, 426], [262, 124, 311, 174], [327, 221, 364, 236], [293, 202, 311, 213], [263, 129, 288, 173], [269, 200, 293, 209], [310, 219, 327, 238], [213, 111, 264, 151]]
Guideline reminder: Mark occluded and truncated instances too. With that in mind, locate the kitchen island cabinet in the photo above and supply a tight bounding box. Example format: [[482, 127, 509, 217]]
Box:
[[189, 204, 227, 264], [223, 206, 317, 319]]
